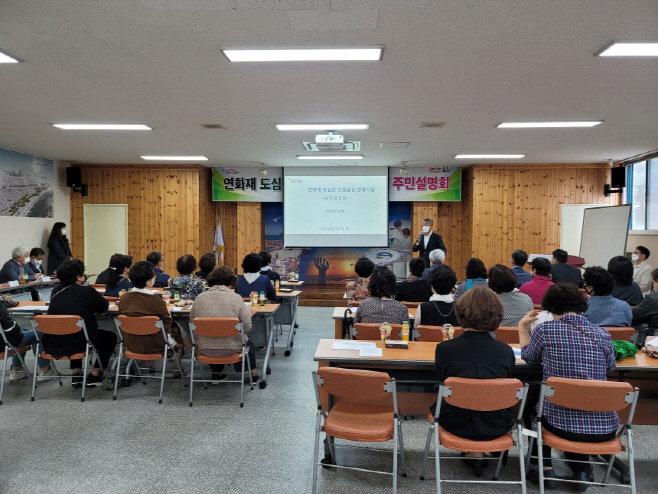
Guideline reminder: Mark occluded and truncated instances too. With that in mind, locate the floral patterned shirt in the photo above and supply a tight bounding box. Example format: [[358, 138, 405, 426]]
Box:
[[346, 277, 370, 304], [169, 274, 205, 301]]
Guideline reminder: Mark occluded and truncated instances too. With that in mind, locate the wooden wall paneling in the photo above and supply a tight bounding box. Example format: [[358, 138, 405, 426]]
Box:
[[236, 202, 263, 258], [198, 167, 214, 257]]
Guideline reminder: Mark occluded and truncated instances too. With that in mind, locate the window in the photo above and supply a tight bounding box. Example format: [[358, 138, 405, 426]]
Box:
[[628, 159, 658, 230]]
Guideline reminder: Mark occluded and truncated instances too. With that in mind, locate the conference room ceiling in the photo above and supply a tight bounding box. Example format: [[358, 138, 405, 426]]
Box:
[[1, 0, 658, 168]]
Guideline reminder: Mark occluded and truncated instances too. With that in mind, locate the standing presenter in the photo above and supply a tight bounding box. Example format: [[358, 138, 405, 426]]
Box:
[[412, 217, 447, 266]]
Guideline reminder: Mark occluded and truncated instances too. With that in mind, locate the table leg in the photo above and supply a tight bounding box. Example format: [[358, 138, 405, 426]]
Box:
[[285, 297, 298, 357], [260, 315, 274, 389]]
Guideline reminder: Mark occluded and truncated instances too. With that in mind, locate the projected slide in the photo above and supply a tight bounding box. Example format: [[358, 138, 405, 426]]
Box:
[[284, 168, 388, 247]]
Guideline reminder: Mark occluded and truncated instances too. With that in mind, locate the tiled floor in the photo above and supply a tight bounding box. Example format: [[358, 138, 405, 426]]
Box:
[[1, 307, 656, 493]]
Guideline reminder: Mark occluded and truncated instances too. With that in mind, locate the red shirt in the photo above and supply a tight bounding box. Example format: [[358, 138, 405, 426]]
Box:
[[518, 275, 553, 305]]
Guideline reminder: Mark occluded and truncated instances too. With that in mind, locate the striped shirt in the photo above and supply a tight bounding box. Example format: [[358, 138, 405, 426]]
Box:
[[521, 314, 618, 435]]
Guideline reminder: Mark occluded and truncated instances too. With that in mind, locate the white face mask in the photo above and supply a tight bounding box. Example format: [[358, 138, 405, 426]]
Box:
[[422, 225, 430, 233], [151, 277, 157, 286], [631, 254, 640, 262], [61, 229, 67, 235], [32, 259, 42, 266]]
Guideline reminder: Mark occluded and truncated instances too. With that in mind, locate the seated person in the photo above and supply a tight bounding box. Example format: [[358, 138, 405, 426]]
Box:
[[583, 266, 632, 327], [104, 255, 134, 297], [195, 253, 217, 280], [519, 258, 553, 305], [415, 264, 459, 328], [259, 251, 281, 283], [95, 253, 121, 285], [434, 287, 516, 478], [519, 283, 617, 490], [235, 253, 276, 300], [346, 257, 375, 304], [632, 245, 653, 296], [0, 247, 43, 283], [632, 268, 658, 332], [354, 266, 408, 324], [395, 258, 432, 302], [608, 256, 643, 306], [170, 255, 206, 300], [118, 261, 191, 360], [189, 265, 261, 384], [25, 248, 46, 276], [422, 249, 445, 280], [146, 251, 169, 288], [1, 298, 54, 383], [453, 258, 488, 301], [510, 249, 532, 288], [488, 264, 534, 327], [550, 249, 584, 288], [46, 260, 115, 388]]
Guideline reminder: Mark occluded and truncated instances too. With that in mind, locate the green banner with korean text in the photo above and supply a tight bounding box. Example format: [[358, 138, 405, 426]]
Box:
[[212, 167, 283, 202], [388, 166, 461, 201]]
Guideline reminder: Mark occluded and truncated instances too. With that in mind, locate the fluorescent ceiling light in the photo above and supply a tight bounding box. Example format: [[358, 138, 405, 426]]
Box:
[[277, 123, 369, 131], [54, 124, 152, 130], [0, 50, 21, 63], [497, 121, 602, 128], [596, 41, 658, 57], [223, 48, 383, 62], [455, 154, 525, 159], [297, 155, 364, 160], [140, 155, 208, 161]]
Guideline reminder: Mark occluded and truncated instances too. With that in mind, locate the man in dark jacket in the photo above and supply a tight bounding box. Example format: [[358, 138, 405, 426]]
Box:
[[551, 249, 584, 288], [412, 217, 447, 267]]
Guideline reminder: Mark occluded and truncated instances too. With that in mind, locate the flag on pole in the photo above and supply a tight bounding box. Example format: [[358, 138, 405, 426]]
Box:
[[214, 211, 225, 265]]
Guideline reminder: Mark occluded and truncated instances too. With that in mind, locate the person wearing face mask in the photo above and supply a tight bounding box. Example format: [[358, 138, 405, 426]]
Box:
[[47, 222, 72, 276], [26, 248, 46, 276], [0, 246, 43, 283], [632, 246, 654, 296], [411, 217, 447, 267]]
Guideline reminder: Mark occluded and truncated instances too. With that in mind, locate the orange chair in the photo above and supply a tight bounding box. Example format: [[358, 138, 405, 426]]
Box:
[[351, 323, 402, 340], [0, 329, 32, 405], [30, 315, 102, 402], [413, 325, 464, 342], [347, 300, 361, 308], [311, 367, 406, 494], [494, 327, 521, 344], [527, 377, 638, 494], [603, 327, 636, 342], [402, 301, 422, 309], [188, 317, 255, 408], [112, 315, 185, 403], [420, 377, 529, 493]]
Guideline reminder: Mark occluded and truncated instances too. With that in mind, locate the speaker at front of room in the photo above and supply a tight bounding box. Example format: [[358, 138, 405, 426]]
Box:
[[611, 167, 626, 188], [66, 167, 82, 187]]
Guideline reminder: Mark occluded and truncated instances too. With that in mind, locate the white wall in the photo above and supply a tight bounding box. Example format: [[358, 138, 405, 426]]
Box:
[[626, 234, 658, 259], [0, 160, 70, 260]]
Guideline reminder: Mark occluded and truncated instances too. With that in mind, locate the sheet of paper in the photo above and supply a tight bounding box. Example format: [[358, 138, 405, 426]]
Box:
[[171, 307, 184, 312], [409, 312, 414, 318], [348, 307, 357, 313], [8, 281, 19, 287], [41, 276, 52, 282], [359, 348, 383, 357], [645, 336, 658, 347], [108, 304, 116, 308], [513, 347, 522, 359], [9, 305, 48, 311], [331, 341, 376, 351]]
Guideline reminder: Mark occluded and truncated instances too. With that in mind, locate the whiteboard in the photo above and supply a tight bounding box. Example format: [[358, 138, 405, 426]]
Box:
[[560, 204, 608, 255], [580, 205, 631, 268]]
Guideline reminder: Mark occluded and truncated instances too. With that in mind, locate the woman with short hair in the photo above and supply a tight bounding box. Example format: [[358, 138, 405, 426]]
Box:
[[433, 287, 516, 477], [395, 258, 433, 302], [354, 266, 408, 324], [104, 255, 134, 297], [190, 265, 261, 384], [519, 283, 617, 490], [195, 253, 217, 280], [608, 256, 643, 306], [169, 255, 205, 300], [346, 257, 375, 304], [453, 258, 488, 302], [488, 264, 534, 327], [235, 253, 276, 300], [583, 266, 632, 327], [414, 264, 459, 328], [258, 250, 281, 283]]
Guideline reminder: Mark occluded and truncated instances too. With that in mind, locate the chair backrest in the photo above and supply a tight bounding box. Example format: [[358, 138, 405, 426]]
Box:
[[543, 377, 635, 413], [494, 327, 520, 344], [352, 323, 402, 340], [402, 301, 422, 309], [347, 300, 361, 308], [442, 377, 525, 411], [316, 367, 392, 402], [116, 315, 163, 335], [603, 327, 635, 342], [104, 296, 120, 302], [90, 284, 105, 289], [190, 317, 242, 338], [414, 325, 464, 342], [33, 315, 84, 335]]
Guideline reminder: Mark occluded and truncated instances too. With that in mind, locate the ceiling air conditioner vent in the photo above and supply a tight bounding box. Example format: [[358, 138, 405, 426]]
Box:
[[199, 124, 226, 129], [302, 141, 361, 152], [420, 122, 445, 128]]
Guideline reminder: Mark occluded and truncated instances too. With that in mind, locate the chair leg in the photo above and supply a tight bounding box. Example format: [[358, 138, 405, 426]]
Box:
[[397, 418, 407, 477], [50, 359, 62, 385], [15, 351, 32, 382], [159, 351, 167, 404], [602, 454, 616, 483], [0, 350, 8, 405], [493, 450, 505, 480], [239, 350, 245, 407], [434, 423, 441, 494], [113, 344, 122, 400], [627, 429, 636, 494], [132, 359, 146, 384], [188, 347, 195, 407], [392, 417, 398, 494], [31, 344, 40, 401], [525, 436, 535, 474], [537, 430, 545, 494], [517, 424, 527, 494], [81, 345, 90, 402], [420, 424, 434, 480], [170, 347, 186, 388], [311, 410, 322, 494]]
